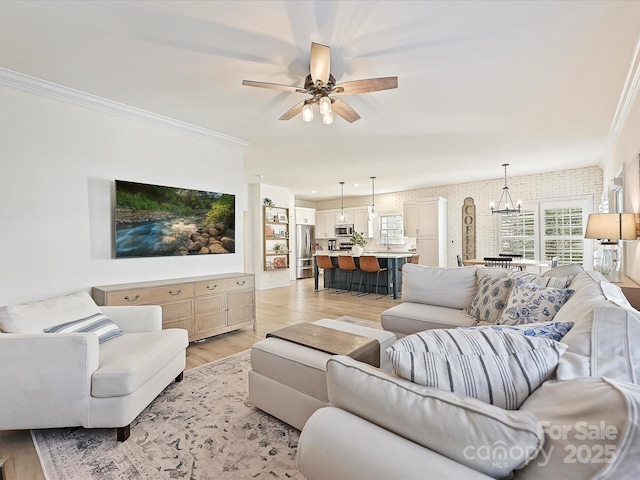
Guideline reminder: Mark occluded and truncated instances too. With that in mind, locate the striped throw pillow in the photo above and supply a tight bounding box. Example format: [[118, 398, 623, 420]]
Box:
[[508, 270, 572, 289], [44, 313, 124, 343], [386, 329, 567, 409]]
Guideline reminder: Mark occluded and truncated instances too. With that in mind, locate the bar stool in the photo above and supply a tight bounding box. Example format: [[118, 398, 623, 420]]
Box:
[[337, 255, 359, 295], [316, 255, 338, 293], [358, 255, 388, 299], [398, 254, 420, 271]]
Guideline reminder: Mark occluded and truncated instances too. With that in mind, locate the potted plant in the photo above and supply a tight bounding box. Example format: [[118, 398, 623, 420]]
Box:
[[350, 231, 367, 256], [273, 243, 286, 254]]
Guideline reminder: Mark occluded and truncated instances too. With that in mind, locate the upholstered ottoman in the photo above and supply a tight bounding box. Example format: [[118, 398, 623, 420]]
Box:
[[248, 318, 396, 430]]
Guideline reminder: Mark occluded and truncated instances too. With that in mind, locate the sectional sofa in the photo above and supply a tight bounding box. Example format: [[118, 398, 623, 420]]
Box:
[[297, 264, 640, 479]]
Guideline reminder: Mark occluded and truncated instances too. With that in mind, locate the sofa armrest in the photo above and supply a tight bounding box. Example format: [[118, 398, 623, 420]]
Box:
[[99, 305, 162, 333], [0, 332, 99, 429], [326, 356, 543, 478], [298, 407, 494, 480]]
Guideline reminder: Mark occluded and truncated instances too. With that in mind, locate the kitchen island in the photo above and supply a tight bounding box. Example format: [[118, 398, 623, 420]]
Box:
[[313, 252, 415, 299]]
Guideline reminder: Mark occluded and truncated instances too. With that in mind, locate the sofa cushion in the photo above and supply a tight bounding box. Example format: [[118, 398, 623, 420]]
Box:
[[0, 291, 101, 334], [498, 279, 574, 325], [326, 355, 544, 478], [401, 264, 478, 309], [465, 275, 515, 323], [44, 313, 124, 343], [92, 328, 187, 397], [543, 263, 584, 278], [517, 377, 640, 480], [386, 329, 567, 409], [461, 321, 574, 342], [381, 303, 476, 337], [509, 270, 572, 288]]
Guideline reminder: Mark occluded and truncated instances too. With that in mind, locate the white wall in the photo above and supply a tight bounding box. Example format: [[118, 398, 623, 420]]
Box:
[[0, 85, 246, 305]]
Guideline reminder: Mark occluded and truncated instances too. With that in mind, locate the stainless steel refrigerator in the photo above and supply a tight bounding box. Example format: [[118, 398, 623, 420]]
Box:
[[296, 224, 316, 279]]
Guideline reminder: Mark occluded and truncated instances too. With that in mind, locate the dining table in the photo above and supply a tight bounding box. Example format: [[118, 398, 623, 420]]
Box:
[[463, 258, 549, 269], [314, 252, 416, 299]]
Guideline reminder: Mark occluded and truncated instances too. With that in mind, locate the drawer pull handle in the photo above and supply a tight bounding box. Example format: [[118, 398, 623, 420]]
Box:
[[206, 284, 218, 290], [123, 294, 140, 302], [237, 280, 246, 286], [168, 289, 182, 296]]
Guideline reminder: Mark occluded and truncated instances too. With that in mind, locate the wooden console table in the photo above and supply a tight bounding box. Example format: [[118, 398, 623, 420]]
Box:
[[267, 322, 381, 367], [93, 273, 255, 342]]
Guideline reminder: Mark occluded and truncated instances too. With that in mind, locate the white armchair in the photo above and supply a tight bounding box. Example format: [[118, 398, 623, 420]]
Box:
[[0, 291, 188, 441]]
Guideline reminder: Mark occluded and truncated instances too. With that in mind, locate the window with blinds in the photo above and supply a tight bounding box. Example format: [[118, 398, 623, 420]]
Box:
[[498, 198, 590, 267], [379, 214, 404, 244], [499, 211, 536, 259], [543, 207, 584, 265]]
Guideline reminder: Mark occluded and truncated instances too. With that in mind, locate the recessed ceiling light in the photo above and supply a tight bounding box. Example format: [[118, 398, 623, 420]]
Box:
[[311, 190, 317, 193], [353, 184, 359, 187]]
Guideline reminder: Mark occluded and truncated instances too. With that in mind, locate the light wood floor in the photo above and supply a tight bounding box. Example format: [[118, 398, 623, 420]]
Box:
[[0, 277, 399, 480]]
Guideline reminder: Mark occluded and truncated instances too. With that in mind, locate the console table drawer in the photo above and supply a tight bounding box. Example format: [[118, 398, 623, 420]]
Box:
[[102, 284, 194, 306], [194, 276, 254, 296]]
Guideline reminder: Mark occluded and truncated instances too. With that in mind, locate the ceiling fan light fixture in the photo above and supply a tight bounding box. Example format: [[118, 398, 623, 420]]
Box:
[[322, 109, 334, 125], [319, 96, 332, 116], [302, 103, 313, 122]]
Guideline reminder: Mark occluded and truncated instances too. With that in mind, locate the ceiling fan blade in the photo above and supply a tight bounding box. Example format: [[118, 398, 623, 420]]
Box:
[[279, 101, 306, 120], [310, 42, 330, 86], [331, 97, 361, 123], [242, 80, 305, 93], [333, 77, 398, 95]]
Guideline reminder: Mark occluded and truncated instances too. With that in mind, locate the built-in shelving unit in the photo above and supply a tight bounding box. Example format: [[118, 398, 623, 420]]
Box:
[[263, 206, 290, 271]]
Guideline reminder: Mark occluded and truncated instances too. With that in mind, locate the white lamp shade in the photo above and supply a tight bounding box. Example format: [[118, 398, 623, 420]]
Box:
[[585, 213, 637, 240]]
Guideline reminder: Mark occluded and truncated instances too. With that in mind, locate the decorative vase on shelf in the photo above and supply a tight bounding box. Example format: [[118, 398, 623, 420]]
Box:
[[352, 245, 364, 256]]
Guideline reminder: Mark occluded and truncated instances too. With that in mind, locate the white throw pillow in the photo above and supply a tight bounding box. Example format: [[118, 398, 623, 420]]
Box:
[[1, 291, 102, 333], [465, 274, 515, 323], [517, 377, 640, 480], [499, 279, 574, 326], [387, 329, 567, 409], [508, 270, 572, 289], [44, 313, 124, 343], [327, 355, 544, 478]]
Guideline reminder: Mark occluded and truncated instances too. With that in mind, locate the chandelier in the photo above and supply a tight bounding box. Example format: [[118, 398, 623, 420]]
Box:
[[490, 164, 521, 215]]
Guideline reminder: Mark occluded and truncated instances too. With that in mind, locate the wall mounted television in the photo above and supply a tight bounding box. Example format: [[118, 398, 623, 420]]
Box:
[[114, 180, 235, 258]]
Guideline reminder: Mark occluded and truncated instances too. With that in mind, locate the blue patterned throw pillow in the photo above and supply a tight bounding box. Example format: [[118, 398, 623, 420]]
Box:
[[498, 279, 574, 326], [461, 321, 574, 342], [466, 275, 515, 323]]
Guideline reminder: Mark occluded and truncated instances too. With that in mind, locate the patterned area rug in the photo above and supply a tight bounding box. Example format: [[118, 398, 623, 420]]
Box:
[[32, 316, 379, 480]]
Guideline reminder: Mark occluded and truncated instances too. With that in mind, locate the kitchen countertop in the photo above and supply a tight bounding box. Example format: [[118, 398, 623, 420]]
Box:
[[314, 251, 415, 258]]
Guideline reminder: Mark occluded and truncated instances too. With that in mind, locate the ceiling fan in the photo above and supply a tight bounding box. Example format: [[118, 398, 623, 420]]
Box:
[[242, 42, 398, 124]]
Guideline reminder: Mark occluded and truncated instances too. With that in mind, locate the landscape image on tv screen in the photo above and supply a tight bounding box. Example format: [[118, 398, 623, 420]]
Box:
[[115, 180, 235, 258]]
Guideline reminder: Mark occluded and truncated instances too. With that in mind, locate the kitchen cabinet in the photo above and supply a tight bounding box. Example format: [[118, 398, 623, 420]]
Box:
[[92, 273, 255, 342], [316, 210, 337, 238], [404, 197, 447, 267], [353, 206, 373, 237], [264, 206, 290, 271], [295, 207, 316, 225]]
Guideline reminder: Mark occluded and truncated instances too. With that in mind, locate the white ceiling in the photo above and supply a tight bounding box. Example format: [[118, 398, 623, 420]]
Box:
[[1, 0, 640, 200]]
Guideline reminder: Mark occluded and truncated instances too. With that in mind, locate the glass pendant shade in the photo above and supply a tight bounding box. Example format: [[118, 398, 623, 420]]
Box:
[[302, 103, 313, 122], [322, 109, 334, 125], [338, 181, 345, 223], [319, 96, 332, 115]]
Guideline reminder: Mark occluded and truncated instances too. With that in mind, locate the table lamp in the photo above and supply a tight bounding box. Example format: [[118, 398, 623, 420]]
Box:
[[584, 213, 636, 282]]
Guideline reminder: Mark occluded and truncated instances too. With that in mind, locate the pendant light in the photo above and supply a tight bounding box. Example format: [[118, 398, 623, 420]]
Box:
[[302, 102, 313, 122], [338, 181, 346, 223], [369, 176, 377, 220], [490, 164, 521, 215]]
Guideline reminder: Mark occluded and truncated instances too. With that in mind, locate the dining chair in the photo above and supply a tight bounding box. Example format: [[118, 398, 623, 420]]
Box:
[[499, 253, 523, 258], [337, 255, 360, 295], [484, 256, 513, 268], [316, 255, 338, 293], [358, 256, 388, 299], [551, 256, 559, 268], [456, 254, 463, 267]]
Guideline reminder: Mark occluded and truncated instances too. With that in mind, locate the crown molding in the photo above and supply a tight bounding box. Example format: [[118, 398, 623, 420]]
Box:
[[0, 67, 248, 147], [607, 34, 640, 152]]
